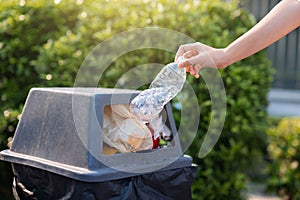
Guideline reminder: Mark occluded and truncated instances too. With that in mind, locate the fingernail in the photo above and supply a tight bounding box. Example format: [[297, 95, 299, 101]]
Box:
[[183, 50, 198, 58]]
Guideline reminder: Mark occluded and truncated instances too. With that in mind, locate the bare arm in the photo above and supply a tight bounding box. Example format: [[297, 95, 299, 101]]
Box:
[[176, 0, 300, 77], [224, 0, 300, 66]]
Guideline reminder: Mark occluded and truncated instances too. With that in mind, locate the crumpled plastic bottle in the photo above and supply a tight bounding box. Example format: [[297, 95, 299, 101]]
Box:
[[130, 57, 186, 122]]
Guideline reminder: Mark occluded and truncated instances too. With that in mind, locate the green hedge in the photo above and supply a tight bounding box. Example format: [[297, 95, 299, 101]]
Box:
[[267, 118, 300, 200], [0, 0, 273, 199]]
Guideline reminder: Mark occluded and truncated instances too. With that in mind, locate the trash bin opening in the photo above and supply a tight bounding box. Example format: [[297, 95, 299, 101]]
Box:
[[102, 104, 175, 155]]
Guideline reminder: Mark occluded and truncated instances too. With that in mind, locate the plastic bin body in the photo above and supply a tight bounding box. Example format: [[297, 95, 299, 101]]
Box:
[[0, 88, 197, 200]]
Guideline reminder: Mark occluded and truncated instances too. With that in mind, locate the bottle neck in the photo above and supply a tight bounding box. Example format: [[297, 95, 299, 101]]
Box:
[[176, 56, 184, 63]]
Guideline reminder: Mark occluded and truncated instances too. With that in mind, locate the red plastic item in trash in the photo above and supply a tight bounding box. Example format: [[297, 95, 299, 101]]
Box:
[[146, 123, 160, 149]]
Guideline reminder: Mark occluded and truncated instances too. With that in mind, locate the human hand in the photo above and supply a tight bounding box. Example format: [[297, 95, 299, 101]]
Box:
[[175, 42, 227, 78]]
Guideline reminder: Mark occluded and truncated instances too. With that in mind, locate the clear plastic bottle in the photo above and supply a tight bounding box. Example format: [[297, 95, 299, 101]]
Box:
[[130, 57, 186, 122]]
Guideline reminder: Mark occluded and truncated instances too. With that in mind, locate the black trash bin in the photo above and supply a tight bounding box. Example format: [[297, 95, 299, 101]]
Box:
[[0, 88, 197, 200]]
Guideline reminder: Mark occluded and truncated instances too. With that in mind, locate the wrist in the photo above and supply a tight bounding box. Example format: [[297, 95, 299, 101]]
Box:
[[212, 48, 232, 69]]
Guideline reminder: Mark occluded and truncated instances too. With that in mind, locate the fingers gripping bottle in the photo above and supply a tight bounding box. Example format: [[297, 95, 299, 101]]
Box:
[[130, 57, 186, 122]]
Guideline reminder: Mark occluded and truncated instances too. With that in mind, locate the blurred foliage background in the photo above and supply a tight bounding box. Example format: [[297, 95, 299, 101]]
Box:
[[266, 118, 300, 200], [1, 0, 297, 199]]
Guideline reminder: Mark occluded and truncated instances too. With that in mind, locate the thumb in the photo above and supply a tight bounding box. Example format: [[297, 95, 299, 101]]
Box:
[[179, 55, 200, 67], [177, 50, 199, 68], [182, 50, 198, 59]]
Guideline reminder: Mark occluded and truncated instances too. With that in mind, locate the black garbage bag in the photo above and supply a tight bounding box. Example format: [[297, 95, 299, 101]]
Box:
[[12, 164, 197, 200]]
